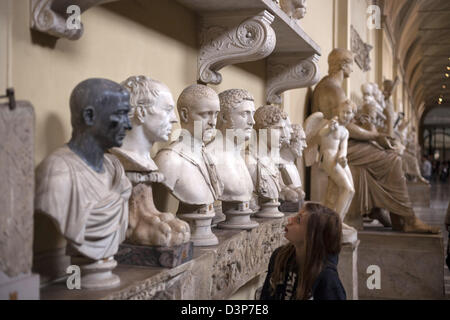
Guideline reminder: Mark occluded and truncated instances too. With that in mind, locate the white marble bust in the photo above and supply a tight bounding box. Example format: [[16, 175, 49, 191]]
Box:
[[154, 84, 223, 246], [279, 123, 307, 201], [110, 75, 190, 248], [280, 0, 307, 20], [246, 104, 289, 218], [207, 88, 258, 229]]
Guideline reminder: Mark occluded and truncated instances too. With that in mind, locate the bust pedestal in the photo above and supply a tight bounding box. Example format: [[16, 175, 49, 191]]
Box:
[[71, 256, 120, 290], [178, 203, 218, 246], [218, 201, 259, 230], [256, 199, 284, 218]]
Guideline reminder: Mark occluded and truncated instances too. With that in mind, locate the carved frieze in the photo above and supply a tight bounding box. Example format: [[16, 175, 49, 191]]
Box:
[[350, 25, 373, 72], [266, 53, 320, 105], [198, 11, 276, 84]]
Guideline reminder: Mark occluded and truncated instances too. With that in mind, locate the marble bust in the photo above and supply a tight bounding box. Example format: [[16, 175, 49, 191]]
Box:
[[279, 123, 307, 207], [35, 78, 132, 289], [246, 104, 289, 218], [154, 84, 223, 246], [207, 89, 258, 229], [280, 0, 307, 20], [110, 75, 190, 248]]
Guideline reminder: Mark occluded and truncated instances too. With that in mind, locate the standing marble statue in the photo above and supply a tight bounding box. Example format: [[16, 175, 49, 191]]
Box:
[[279, 124, 307, 202], [304, 100, 358, 243], [110, 75, 190, 248], [154, 84, 223, 246], [35, 78, 132, 289], [207, 89, 258, 229], [246, 104, 290, 218]]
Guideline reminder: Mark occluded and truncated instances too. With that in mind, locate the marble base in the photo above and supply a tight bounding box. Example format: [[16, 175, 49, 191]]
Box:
[[178, 211, 218, 246], [0, 272, 40, 300], [406, 181, 431, 207], [337, 241, 359, 300], [255, 200, 284, 219], [357, 228, 445, 299], [218, 201, 259, 230], [116, 242, 193, 268], [71, 257, 120, 290]]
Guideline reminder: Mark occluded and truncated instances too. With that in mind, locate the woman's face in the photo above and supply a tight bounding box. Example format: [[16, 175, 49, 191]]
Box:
[[284, 209, 309, 246]]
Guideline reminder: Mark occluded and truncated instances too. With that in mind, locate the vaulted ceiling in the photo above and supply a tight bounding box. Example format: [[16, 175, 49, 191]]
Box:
[[381, 0, 450, 123]]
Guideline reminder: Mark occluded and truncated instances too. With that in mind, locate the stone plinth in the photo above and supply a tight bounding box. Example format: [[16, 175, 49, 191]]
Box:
[[358, 228, 445, 300], [338, 241, 359, 300], [40, 214, 292, 300], [407, 181, 431, 207]]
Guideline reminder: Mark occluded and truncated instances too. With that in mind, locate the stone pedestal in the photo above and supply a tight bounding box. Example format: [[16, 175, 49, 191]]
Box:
[[71, 257, 121, 290], [337, 241, 359, 300], [0, 101, 40, 299], [0, 272, 40, 300], [256, 200, 284, 218], [178, 205, 218, 247], [218, 201, 259, 230], [357, 228, 445, 299], [116, 242, 193, 268], [406, 181, 431, 207]]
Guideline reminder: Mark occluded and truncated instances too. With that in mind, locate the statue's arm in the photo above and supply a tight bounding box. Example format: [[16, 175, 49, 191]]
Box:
[[346, 122, 379, 141], [338, 129, 349, 159]]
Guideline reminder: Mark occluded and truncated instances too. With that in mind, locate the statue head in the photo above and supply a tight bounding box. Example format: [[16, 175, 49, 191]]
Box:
[[280, 0, 307, 20], [361, 83, 374, 98], [217, 89, 255, 141], [121, 75, 177, 143], [360, 99, 378, 125], [289, 124, 307, 158], [336, 99, 356, 126], [69, 78, 131, 150], [254, 105, 289, 150], [328, 48, 354, 78], [177, 84, 220, 143]]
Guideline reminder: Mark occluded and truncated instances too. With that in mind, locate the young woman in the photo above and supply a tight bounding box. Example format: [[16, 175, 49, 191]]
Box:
[[260, 202, 346, 300]]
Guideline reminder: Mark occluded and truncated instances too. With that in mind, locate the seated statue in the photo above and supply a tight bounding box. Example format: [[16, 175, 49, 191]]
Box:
[[246, 104, 290, 218], [278, 122, 307, 211], [207, 89, 258, 229], [35, 78, 132, 289], [345, 95, 439, 233], [154, 84, 223, 246], [110, 75, 190, 247], [304, 99, 358, 243]]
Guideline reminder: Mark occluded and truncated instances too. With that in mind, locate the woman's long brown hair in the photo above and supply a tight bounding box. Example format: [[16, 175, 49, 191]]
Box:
[[269, 202, 342, 299]]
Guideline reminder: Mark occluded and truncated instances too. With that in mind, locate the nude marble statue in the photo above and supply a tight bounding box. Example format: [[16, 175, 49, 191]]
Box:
[[110, 75, 190, 248], [207, 88, 259, 229], [304, 100, 358, 243], [154, 84, 223, 246], [35, 78, 132, 289]]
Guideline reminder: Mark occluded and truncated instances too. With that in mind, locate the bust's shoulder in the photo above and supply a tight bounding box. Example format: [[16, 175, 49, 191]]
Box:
[[37, 146, 74, 174], [154, 142, 185, 169]]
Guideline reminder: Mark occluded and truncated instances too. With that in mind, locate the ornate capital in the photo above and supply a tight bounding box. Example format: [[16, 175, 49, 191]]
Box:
[[198, 11, 276, 85], [266, 53, 320, 105], [30, 0, 118, 40]]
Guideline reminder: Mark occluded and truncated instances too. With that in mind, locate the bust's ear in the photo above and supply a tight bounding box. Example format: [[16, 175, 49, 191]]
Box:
[[179, 107, 189, 123], [220, 112, 228, 125], [82, 106, 95, 126]]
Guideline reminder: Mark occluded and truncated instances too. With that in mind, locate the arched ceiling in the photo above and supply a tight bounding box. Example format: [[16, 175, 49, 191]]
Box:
[[381, 0, 450, 122]]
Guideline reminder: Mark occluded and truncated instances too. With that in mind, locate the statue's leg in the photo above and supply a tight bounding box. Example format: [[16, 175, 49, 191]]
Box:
[[329, 165, 355, 220]]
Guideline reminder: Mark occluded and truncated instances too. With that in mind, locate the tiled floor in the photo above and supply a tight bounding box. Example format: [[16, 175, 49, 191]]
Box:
[[413, 181, 450, 299]]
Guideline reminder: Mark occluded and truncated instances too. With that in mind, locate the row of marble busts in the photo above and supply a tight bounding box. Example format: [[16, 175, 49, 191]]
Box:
[[34, 77, 306, 289]]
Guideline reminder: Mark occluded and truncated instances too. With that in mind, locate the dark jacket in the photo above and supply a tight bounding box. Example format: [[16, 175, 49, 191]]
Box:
[[260, 247, 346, 300]]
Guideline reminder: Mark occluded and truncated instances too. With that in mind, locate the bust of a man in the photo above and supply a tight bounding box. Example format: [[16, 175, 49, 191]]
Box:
[[154, 84, 223, 246], [246, 104, 289, 218], [279, 123, 307, 206], [35, 78, 132, 289], [207, 88, 258, 229], [110, 75, 190, 248], [312, 48, 354, 120]]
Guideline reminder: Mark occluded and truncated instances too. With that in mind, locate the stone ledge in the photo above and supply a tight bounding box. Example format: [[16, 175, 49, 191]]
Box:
[[40, 214, 292, 300]]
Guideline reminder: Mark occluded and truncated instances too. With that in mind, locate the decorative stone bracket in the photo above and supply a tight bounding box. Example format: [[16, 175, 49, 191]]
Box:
[[30, 0, 118, 40], [266, 53, 320, 105], [198, 11, 276, 85]]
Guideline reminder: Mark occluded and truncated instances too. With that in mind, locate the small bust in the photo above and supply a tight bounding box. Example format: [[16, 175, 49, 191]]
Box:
[[110, 75, 190, 247], [35, 78, 133, 288], [280, 0, 307, 20]]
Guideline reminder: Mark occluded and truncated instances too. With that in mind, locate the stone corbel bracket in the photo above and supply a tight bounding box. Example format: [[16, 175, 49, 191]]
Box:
[[266, 53, 320, 105], [30, 0, 118, 40], [198, 10, 277, 85]]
